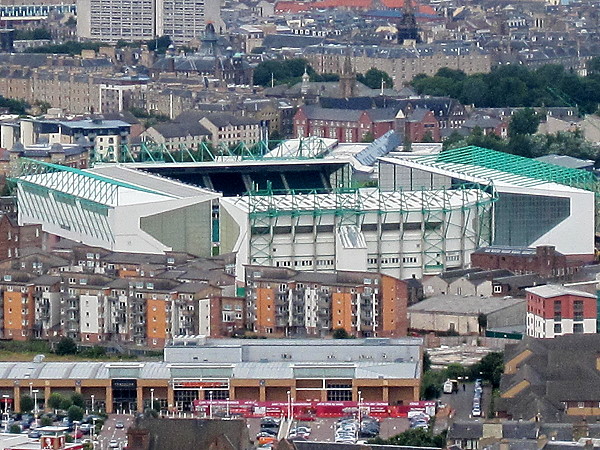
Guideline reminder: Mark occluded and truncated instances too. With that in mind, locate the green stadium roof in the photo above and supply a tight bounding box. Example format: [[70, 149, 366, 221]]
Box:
[[412, 146, 598, 191]]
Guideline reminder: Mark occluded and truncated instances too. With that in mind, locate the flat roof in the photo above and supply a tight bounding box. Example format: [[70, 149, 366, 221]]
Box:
[[525, 284, 596, 299], [408, 294, 524, 315]]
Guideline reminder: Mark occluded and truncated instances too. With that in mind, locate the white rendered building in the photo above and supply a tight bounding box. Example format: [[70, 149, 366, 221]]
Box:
[[379, 146, 596, 260], [13, 161, 220, 257]]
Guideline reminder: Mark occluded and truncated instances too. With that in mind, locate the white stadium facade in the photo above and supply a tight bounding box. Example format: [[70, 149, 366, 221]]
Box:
[[9, 143, 597, 281]]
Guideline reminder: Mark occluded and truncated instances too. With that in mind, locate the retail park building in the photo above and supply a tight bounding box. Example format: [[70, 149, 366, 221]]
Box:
[[0, 337, 422, 414]]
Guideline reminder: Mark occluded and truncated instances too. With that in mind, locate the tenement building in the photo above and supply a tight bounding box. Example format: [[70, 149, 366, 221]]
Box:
[[303, 42, 491, 88]]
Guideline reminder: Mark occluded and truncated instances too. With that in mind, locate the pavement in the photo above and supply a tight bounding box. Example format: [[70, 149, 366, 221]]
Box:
[[95, 414, 133, 450]]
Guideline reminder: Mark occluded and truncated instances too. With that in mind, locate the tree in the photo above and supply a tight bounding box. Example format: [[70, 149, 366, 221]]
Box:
[[147, 35, 172, 54], [478, 313, 488, 333], [48, 393, 63, 411], [370, 427, 446, 447], [55, 337, 77, 356], [60, 397, 73, 411], [9, 424, 21, 434], [71, 393, 84, 408], [253, 58, 313, 87], [357, 68, 393, 90], [40, 416, 53, 426], [361, 131, 375, 143], [332, 327, 352, 339], [67, 405, 84, 422], [445, 363, 467, 380], [423, 351, 432, 372], [509, 108, 541, 137], [20, 395, 34, 413], [470, 352, 504, 388]]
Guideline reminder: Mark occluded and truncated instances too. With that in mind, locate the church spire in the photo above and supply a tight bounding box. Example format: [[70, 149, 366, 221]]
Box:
[[339, 47, 356, 98]]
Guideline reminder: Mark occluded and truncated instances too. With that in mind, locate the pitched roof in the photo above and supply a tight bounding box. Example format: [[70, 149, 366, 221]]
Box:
[[448, 421, 484, 440]]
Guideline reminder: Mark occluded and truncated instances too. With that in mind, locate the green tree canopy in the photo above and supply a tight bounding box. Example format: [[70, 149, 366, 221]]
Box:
[[509, 108, 541, 137], [411, 64, 600, 114], [470, 351, 504, 388], [20, 395, 34, 413], [253, 58, 313, 87], [332, 327, 353, 339], [48, 393, 63, 411], [71, 393, 84, 408], [55, 337, 77, 356], [67, 405, 84, 422], [370, 427, 446, 447], [357, 68, 393, 89]]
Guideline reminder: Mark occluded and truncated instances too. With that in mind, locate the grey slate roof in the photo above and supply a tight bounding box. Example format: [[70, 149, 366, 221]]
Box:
[[503, 421, 538, 439], [447, 421, 484, 440]]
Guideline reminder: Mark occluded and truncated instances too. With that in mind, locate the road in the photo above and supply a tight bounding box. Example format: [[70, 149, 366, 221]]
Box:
[[439, 382, 491, 420], [95, 414, 133, 450]]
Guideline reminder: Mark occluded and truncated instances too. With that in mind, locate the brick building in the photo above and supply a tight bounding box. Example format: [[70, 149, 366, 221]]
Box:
[[471, 245, 584, 279], [245, 266, 409, 337], [525, 285, 597, 338], [0, 214, 44, 261], [403, 108, 441, 143], [293, 105, 397, 142]]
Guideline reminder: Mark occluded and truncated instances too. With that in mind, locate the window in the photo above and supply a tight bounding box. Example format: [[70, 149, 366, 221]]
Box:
[[573, 323, 584, 334], [553, 323, 561, 334], [574, 300, 584, 321], [554, 301, 562, 320]]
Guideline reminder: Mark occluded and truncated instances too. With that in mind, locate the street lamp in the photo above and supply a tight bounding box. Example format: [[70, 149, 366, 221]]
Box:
[[91, 417, 97, 449], [32, 390, 39, 428], [29, 383, 33, 396], [2, 395, 9, 433], [208, 391, 213, 419], [73, 421, 79, 443], [90, 394, 95, 413], [358, 390, 363, 425], [150, 389, 155, 412]]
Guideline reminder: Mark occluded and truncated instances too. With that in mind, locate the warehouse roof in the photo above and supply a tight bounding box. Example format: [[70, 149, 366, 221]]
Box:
[[408, 294, 524, 315]]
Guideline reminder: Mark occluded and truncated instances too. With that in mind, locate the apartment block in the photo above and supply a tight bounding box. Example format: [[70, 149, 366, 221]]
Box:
[[244, 266, 409, 337], [77, 0, 224, 44], [526, 285, 597, 339], [0, 246, 238, 347]]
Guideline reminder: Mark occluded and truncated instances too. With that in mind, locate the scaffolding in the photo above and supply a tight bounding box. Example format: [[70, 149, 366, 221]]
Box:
[[244, 184, 497, 273]]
